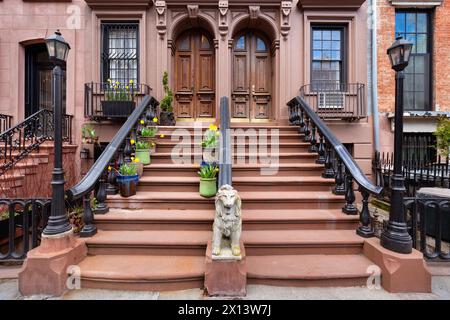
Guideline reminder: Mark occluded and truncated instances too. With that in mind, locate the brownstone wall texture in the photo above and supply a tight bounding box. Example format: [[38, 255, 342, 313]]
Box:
[[377, 0, 450, 113]]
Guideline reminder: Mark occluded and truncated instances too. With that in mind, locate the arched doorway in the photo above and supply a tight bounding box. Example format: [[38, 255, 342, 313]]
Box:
[[24, 43, 66, 117], [232, 30, 272, 121], [174, 29, 215, 120]]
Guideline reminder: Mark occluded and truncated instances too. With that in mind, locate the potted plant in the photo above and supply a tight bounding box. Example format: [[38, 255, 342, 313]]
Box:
[[115, 162, 139, 198], [135, 140, 151, 165], [101, 79, 136, 117], [140, 124, 159, 154], [160, 72, 176, 126], [198, 163, 219, 198], [81, 124, 98, 159], [202, 124, 220, 164]]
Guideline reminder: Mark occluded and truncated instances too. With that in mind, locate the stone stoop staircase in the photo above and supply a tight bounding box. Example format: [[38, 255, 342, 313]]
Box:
[[77, 125, 375, 291], [0, 143, 77, 198]]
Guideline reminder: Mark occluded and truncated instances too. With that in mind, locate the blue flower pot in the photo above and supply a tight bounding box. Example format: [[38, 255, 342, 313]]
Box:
[[117, 174, 139, 197]]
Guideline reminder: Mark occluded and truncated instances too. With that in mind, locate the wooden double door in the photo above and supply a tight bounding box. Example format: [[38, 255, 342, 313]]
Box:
[[232, 30, 272, 120], [174, 29, 215, 119]]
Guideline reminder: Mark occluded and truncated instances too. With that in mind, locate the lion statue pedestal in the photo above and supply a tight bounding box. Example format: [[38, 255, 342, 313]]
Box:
[[204, 185, 247, 296]]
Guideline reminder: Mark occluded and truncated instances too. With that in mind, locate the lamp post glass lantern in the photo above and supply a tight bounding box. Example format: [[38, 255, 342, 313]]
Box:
[[380, 35, 413, 254], [43, 30, 72, 236]]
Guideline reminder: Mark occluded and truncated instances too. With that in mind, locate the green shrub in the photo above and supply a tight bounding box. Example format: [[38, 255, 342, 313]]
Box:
[[434, 117, 450, 157], [198, 164, 219, 179], [160, 72, 173, 113]]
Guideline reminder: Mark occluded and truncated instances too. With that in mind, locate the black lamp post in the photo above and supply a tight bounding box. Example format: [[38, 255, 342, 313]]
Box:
[[43, 30, 72, 236], [380, 35, 413, 254]]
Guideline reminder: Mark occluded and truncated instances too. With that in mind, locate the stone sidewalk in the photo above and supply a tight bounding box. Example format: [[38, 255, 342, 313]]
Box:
[[1, 263, 449, 300]]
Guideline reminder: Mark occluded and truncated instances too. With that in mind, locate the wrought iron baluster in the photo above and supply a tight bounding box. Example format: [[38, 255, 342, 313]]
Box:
[[342, 168, 357, 215], [123, 136, 133, 163], [316, 131, 326, 164], [309, 124, 318, 153], [357, 189, 374, 237], [299, 109, 306, 134], [333, 157, 346, 195], [322, 142, 334, 179], [303, 116, 311, 142], [80, 193, 97, 237]]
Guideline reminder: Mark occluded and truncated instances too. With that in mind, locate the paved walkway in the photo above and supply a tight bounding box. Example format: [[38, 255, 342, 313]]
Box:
[[0, 277, 449, 300], [1, 263, 449, 300]]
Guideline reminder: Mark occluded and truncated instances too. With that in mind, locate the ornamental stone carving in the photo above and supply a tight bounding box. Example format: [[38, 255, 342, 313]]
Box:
[[218, 0, 229, 38], [187, 5, 199, 20], [281, 1, 293, 39], [249, 6, 261, 21], [155, 0, 167, 39], [212, 185, 242, 259]]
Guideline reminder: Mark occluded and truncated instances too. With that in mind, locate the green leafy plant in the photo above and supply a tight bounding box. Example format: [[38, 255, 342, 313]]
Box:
[[82, 124, 96, 140], [0, 210, 20, 221], [136, 140, 150, 150], [104, 79, 135, 102], [202, 125, 220, 148], [160, 71, 173, 113], [118, 163, 138, 176], [141, 126, 159, 138], [434, 117, 450, 157], [198, 164, 219, 179]]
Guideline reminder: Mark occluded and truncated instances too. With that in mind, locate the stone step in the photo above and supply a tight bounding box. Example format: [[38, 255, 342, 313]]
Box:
[[157, 125, 300, 134], [156, 132, 304, 143], [144, 163, 325, 177], [85, 229, 363, 256], [94, 209, 359, 231], [77, 255, 205, 292], [136, 176, 335, 192], [247, 254, 373, 287], [106, 191, 346, 210], [147, 152, 318, 164], [154, 141, 312, 153]]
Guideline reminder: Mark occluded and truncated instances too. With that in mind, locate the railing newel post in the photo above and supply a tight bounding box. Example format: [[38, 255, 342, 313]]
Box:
[[95, 170, 109, 215]]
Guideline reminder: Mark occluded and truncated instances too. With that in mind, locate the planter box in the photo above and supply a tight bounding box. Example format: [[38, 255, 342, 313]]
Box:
[[101, 101, 136, 117], [117, 174, 139, 198]]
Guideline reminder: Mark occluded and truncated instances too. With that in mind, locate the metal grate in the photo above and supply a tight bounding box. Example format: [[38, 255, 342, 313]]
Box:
[[101, 22, 139, 85]]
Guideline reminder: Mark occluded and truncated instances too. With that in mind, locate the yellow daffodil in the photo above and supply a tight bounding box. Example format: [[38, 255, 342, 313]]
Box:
[[151, 142, 155, 147], [130, 139, 135, 145], [107, 79, 112, 83], [116, 81, 120, 85], [209, 124, 218, 131], [215, 168, 220, 172], [153, 117, 158, 123], [134, 157, 140, 163], [140, 120, 145, 125], [129, 80, 134, 84], [131, 157, 135, 161], [125, 86, 130, 90], [160, 134, 165, 138], [108, 166, 112, 171]]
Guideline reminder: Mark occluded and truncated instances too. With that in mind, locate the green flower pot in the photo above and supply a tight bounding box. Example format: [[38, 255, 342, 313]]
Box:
[[199, 178, 217, 198], [135, 149, 151, 165]]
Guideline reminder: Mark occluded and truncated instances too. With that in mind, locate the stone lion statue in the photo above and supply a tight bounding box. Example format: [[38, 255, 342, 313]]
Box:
[[212, 185, 242, 257]]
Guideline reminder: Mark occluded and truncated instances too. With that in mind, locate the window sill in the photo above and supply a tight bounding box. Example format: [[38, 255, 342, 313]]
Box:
[[389, 0, 443, 8]]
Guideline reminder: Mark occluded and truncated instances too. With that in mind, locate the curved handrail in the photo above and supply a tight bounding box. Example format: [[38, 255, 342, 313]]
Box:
[[67, 95, 158, 201], [288, 95, 382, 196]]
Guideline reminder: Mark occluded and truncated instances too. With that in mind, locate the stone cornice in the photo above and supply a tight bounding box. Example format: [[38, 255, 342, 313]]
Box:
[[297, 0, 366, 9], [389, 0, 443, 8], [84, 0, 153, 10], [165, 0, 283, 7]]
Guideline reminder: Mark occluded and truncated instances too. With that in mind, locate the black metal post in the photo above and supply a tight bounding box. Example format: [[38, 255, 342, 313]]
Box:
[[380, 70, 413, 254], [43, 65, 72, 236]]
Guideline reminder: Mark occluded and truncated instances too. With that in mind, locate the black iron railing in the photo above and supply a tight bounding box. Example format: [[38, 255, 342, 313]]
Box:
[[68, 93, 159, 237], [219, 97, 232, 188], [405, 197, 450, 261], [0, 110, 73, 176], [0, 198, 51, 261], [299, 82, 366, 121], [374, 152, 450, 201], [0, 114, 12, 134], [84, 82, 153, 121], [288, 95, 382, 237]]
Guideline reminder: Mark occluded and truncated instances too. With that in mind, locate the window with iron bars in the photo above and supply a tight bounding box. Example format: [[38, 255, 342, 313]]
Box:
[[403, 132, 436, 163], [101, 22, 139, 85]]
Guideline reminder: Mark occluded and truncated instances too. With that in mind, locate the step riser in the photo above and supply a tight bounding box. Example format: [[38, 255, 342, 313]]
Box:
[[246, 246, 362, 256], [155, 145, 311, 153], [94, 221, 359, 232], [87, 246, 206, 257], [137, 183, 335, 193], [159, 135, 304, 143], [247, 277, 369, 288], [145, 168, 324, 177], [80, 278, 204, 292], [107, 201, 346, 210], [148, 156, 318, 165]]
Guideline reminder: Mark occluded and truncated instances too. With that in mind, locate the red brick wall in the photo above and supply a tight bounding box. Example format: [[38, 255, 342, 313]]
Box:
[[377, 0, 450, 113], [434, 0, 450, 112]]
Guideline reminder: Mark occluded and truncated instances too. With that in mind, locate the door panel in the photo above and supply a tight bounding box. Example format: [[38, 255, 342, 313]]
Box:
[[232, 31, 272, 121], [175, 30, 215, 119]]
